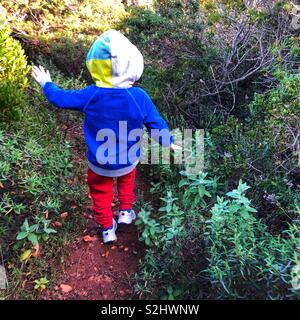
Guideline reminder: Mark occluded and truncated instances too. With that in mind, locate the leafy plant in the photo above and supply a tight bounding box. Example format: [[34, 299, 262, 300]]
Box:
[[0, 23, 30, 121], [179, 171, 218, 209], [34, 277, 49, 291], [135, 208, 161, 247], [16, 217, 57, 246], [135, 173, 299, 300], [160, 286, 183, 300]]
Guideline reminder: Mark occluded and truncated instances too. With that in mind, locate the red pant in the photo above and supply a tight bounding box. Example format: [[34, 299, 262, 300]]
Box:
[[87, 168, 136, 229]]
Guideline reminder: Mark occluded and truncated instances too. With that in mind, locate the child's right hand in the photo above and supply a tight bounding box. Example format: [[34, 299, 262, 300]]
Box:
[[32, 65, 52, 88], [170, 143, 182, 152]]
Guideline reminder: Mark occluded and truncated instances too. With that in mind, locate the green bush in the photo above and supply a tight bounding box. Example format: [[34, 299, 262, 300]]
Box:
[[0, 25, 29, 88], [0, 23, 30, 121], [206, 180, 298, 299], [0, 81, 27, 121], [208, 74, 300, 218], [135, 173, 300, 300]]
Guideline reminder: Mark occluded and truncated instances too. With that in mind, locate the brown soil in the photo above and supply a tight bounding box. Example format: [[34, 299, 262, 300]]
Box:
[[43, 213, 143, 300]]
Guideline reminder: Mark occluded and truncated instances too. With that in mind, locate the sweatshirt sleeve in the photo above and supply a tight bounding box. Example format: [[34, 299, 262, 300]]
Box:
[[142, 91, 173, 147], [42, 82, 94, 112]]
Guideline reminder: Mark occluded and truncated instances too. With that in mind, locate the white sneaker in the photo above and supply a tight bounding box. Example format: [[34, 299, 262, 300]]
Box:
[[102, 219, 117, 244], [118, 209, 136, 225]]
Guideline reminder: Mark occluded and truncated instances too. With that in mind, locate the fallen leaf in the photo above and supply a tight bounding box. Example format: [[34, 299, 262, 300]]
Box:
[[0, 182, 4, 188], [20, 250, 32, 262], [32, 244, 40, 258], [60, 212, 68, 220], [60, 284, 73, 293], [21, 280, 27, 289], [53, 221, 62, 227], [83, 235, 94, 242], [93, 275, 112, 284], [111, 246, 117, 250], [101, 251, 110, 258], [44, 211, 49, 219]]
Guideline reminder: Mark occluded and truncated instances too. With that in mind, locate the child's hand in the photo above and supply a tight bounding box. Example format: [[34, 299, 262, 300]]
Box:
[[170, 143, 182, 151], [32, 65, 52, 88]]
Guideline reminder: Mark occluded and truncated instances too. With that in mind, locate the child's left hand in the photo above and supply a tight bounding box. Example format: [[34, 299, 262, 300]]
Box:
[[32, 65, 52, 88]]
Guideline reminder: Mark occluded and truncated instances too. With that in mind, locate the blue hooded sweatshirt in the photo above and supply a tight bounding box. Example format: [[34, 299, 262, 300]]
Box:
[[43, 29, 172, 177]]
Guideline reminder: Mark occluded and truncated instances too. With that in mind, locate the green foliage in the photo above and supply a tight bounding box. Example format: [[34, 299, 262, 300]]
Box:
[[136, 190, 184, 247], [34, 277, 49, 291], [160, 286, 183, 300], [209, 74, 300, 214], [0, 25, 29, 88], [0, 23, 30, 121], [199, 0, 247, 25], [135, 208, 161, 247], [2, 0, 126, 39], [120, 2, 215, 128], [0, 129, 74, 211], [205, 180, 297, 298], [135, 173, 300, 299], [0, 65, 88, 298], [179, 171, 218, 209], [0, 81, 27, 121], [16, 217, 57, 247], [129, 3, 299, 299], [1, 0, 126, 79]]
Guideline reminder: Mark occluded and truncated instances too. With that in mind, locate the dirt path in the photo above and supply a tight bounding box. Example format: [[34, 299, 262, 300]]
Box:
[[42, 113, 145, 300], [43, 204, 144, 300]]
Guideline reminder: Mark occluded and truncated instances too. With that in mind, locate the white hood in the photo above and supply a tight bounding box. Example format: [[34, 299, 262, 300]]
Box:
[[86, 29, 144, 88]]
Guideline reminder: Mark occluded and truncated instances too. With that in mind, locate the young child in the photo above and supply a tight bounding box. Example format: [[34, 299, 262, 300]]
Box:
[[32, 29, 180, 243]]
